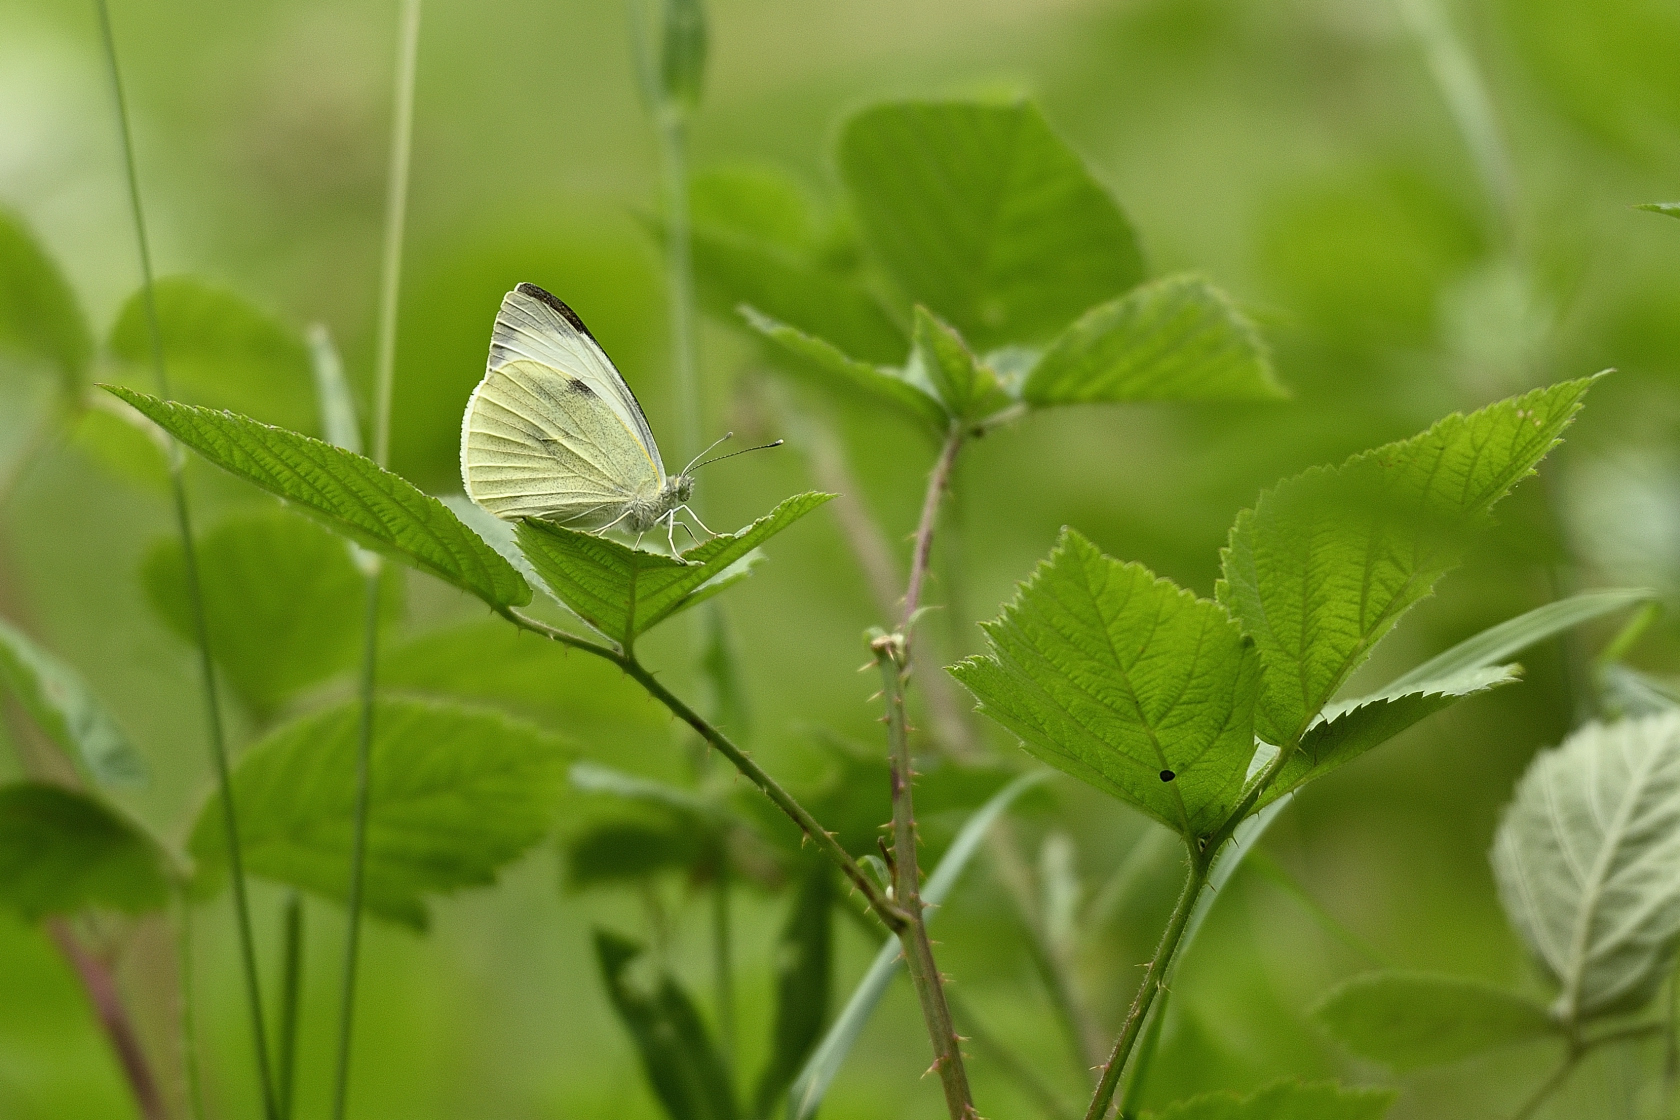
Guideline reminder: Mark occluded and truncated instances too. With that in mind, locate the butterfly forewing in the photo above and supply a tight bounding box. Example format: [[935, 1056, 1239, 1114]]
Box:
[[462, 283, 667, 528], [488, 284, 664, 476]]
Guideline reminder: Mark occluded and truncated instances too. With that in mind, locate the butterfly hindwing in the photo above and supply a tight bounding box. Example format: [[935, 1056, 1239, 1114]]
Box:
[[462, 358, 661, 526]]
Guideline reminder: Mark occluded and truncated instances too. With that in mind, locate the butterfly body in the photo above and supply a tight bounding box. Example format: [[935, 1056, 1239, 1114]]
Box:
[[461, 284, 694, 539]]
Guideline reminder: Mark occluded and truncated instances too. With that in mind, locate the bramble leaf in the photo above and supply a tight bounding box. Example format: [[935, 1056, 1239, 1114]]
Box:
[[0, 208, 89, 392], [908, 306, 1010, 421], [741, 309, 944, 431], [142, 511, 401, 718], [951, 529, 1258, 836], [0, 783, 171, 920], [101, 387, 531, 610], [1146, 1080, 1394, 1120], [1492, 713, 1680, 1022], [838, 100, 1143, 350], [1218, 378, 1594, 746], [595, 929, 738, 1120], [1257, 665, 1521, 808], [514, 492, 832, 647], [190, 698, 569, 928], [0, 619, 145, 788], [1313, 971, 1557, 1071], [109, 278, 318, 435], [1023, 274, 1282, 406]]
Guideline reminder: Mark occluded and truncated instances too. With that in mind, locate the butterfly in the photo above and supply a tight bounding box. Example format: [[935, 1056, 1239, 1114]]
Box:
[[460, 283, 773, 556]]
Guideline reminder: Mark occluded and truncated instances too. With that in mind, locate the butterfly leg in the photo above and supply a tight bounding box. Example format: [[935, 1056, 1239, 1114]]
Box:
[[677, 505, 719, 539], [666, 512, 689, 564]]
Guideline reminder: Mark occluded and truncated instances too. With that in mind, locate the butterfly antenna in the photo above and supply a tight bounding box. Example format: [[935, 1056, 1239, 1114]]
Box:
[[690, 438, 785, 473], [682, 432, 736, 475]]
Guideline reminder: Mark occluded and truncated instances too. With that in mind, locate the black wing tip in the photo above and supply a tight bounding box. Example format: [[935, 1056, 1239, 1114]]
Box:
[[512, 282, 598, 343]]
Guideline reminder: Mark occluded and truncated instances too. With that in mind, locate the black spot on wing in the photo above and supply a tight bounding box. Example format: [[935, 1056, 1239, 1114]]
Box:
[[515, 282, 600, 345], [564, 377, 597, 398]]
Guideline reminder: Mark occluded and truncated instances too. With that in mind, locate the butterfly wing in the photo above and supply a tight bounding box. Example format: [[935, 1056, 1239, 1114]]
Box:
[[487, 283, 664, 476], [462, 289, 667, 527]]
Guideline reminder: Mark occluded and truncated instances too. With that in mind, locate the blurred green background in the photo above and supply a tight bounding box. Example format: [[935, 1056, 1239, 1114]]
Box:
[[2, 0, 1679, 1117]]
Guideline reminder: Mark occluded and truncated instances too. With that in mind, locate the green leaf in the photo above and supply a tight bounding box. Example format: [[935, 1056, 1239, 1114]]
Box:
[[306, 324, 363, 454], [101, 387, 531, 610], [754, 861, 833, 1119], [1218, 378, 1595, 747], [1638, 202, 1680, 220], [1257, 665, 1521, 808], [742, 309, 944, 431], [108, 278, 317, 435], [686, 167, 905, 364], [1388, 588, 1654, 692], [595, 929, 738, 1120], [1146, 1080, 1394, 1120], [0, 782, 171, 920], [0, 619, 146, 788], [141, 511, 400, 718], [838, 100, 1144, 350], [1492, 712, 1680, 1023], [788, 771, 1050, 1120], [1022, 274, 1283, 407], [951, 529, 1259, 837], [908, 307, 1010, 421], [0, 207, 89, 391], [190, 698, 569, 928], [514, 492, 832, 647], [1313, 971, 1557, 1071]]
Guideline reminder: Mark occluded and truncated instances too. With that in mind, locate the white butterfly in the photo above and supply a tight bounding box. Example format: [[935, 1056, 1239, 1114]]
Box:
[[460, 283, 760, 555]]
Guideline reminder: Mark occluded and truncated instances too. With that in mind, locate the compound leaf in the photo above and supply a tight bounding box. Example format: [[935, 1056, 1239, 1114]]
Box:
[[1218, 378, 1594, 747], [190, 698, 569, 928], [838, 100, 1143, 350], [0, 619, 145, 787], [108, 278, 317, 435], [952, 529, 1259, 837], [141, 511, 400, 718], [514, 492, 832, 647], [1492, 712, 1680, 1022], [0, 782, 171, 920], [1313, 971, 1557, 1071], [102, 387, 530, 610], [1023, 274, 1282, 407]]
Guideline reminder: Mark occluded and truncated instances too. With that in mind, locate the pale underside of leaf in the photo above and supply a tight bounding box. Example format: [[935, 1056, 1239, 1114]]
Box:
[[1492, 712, 1680, 1022]]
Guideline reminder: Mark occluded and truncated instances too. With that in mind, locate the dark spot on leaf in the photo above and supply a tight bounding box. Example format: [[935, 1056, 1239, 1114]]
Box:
[[1159, 769, 1176, 782]]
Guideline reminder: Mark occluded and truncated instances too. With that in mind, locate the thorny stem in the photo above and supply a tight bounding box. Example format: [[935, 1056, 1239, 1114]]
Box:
[[93, 4, 276, 1114], [47, 920, 168, 1120], [1084, 853, 1206, 1120], [876, 637, 977, 1120], [502, 609, 905, 931], [902, 427, 965, 629]]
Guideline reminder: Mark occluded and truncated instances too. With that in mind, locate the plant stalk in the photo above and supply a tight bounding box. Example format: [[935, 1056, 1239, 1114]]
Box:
[[876, 639, 977, 1120], [93, 4, 276, 1114], [658, 104, 702, 467], [331, 569, 383, 1120], [504, 609, 906, 930], [276, 892, 305, 1120], [902, 427, 965, 630], [48, 919, 168, 1120], [1083, 855, 1206, 1120], [371, 0, 421, 471]]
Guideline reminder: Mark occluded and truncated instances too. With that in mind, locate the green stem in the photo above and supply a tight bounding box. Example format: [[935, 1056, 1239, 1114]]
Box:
[[276, 892, 305, 1120], [503, 609, 904, 930], [175, 891, 205, 1120], [92, 4, 276, 1114], [1114, 986, 1169, 1120], [1083, 855, 1205, 1120], [659, 104, 702, 466], [371, 0, 422, 470], [1508, 1052, 1578, 1120], [331, 568, 383, 1120], [877, 640, 976, 1120], [47, 919, 169, 1120]]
